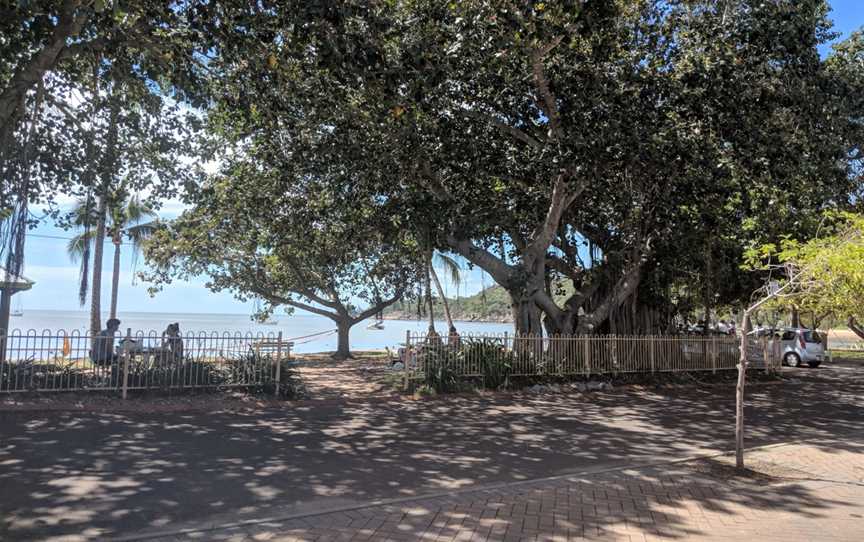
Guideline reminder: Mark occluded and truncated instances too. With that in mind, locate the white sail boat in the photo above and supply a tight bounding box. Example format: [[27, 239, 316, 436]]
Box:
[[10, 297, 23, 317]]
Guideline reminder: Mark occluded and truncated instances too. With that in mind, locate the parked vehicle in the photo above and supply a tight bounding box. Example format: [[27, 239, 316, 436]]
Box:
[[777, 328, 825, 368]]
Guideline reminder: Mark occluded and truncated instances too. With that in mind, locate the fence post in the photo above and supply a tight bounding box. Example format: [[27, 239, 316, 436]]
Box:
[[274, 331, 283, 397], [584, 336, 591, 376], [121, 328, 131, 400], [650, 336, 655, 373], [711, 335, 717, 374], [403, 330, 410, 391], [762, 337, 770, 371]]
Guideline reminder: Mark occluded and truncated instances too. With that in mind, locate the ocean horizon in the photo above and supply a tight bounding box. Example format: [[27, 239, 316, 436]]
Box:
[[6, 309, 513, 354]]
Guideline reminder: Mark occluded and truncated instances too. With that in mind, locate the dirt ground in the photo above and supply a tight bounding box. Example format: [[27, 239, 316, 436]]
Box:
[[291, 350, 402, 400], [828, 328, 863, 343], [0, 351, 404, 412], [0, 348, 856, 413]]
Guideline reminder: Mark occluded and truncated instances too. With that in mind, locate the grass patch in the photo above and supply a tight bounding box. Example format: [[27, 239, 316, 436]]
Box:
[[831, 349, 864, 361]]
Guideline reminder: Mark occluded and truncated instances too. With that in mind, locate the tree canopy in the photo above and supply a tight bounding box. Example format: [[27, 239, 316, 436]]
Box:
[[749, 213, 864, 339], [143, 153, 421, 358], [3, 1, 864, 353], [174, 0, 864, 338]]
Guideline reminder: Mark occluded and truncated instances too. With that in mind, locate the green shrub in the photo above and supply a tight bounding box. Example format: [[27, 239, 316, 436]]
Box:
[[460, 339, 512, 389], [421, 347, 460, 393], [0, 358, 93, 391], [267, 359, 306, 399], [125, 359, 224, 389], [224, 352, 306, 399]]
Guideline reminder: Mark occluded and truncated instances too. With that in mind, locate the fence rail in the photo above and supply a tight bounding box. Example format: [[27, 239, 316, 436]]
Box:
[[402, 332, 781, 388], [0, 328, 291, 395]]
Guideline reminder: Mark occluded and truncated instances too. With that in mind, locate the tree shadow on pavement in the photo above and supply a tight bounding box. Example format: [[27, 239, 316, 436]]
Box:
[[0, 359, 861, 540]]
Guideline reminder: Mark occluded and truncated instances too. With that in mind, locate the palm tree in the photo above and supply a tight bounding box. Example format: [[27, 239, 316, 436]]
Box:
[[68, 194, 158, 323], [423, 252, 437, 338], [429, 252, 463, 334]]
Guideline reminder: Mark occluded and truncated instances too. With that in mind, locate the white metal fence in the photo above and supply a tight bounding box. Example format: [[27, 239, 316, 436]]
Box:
[[0, 328, 292, 395], [402, 332, 782, 387]]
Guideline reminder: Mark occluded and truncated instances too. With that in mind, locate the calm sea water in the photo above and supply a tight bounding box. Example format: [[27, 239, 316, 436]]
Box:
[[8, 310, 513, 354]]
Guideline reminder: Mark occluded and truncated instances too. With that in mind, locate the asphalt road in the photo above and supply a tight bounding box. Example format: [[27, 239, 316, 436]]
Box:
[[1, 360, 861, 540]]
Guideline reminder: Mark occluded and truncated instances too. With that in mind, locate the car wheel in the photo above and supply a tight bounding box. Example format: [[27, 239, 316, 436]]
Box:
[[807, 360, 821, 368], [784, 353, 801, 368]]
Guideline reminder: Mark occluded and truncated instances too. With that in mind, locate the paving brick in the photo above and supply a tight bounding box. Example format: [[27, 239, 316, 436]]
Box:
[[145, 442, 864, 542]]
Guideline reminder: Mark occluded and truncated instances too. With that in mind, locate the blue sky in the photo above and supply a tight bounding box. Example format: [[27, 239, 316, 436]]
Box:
[[16, 0, 864, 314], [822, 0, 863, 54]]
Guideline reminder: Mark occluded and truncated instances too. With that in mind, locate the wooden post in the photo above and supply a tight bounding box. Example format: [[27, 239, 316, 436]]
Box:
[[711, 335, 717, 374], [121, 327, 131, 399], [584, 336, 591, 375], [650, 335, 655, 373], [736, 311, 750, 469], [403, 330, 410, 391], [274, 331, 283, 397]]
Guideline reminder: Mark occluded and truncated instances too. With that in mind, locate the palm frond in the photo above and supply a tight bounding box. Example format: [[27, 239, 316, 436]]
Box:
[[434, 252, 462, 289], [66, 231, 94, 262], [123, 196, 158, 226], [70, 197, 98, 227]]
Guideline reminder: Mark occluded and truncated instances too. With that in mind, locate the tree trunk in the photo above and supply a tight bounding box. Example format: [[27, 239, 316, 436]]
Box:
[[736, 310, 751, 469], [429, 262, 454, 332], [334, 318, 353, 360], [791, 307, 800, 328], [424, 260, 436, 334], [90, 90, 119, 336], [109, 237, 121, 319], [89, 196, 107, 335], [511, 292, 544, 336], [702, 238, 713, 335], [847, 316, 864, 340]]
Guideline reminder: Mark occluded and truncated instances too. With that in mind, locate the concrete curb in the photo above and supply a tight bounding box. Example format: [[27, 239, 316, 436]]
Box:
[[113, 440, 803, 542]]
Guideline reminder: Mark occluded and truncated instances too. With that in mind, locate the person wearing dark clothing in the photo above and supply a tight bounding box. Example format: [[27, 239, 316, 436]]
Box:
[[160, 322, 184, 365], [91, 318, 121, 366]]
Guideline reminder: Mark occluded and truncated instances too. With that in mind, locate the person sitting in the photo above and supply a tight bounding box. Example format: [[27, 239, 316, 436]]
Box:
[[160, 322, 185, 364], [448, 325, 461, 349], [91, 318, 121, 366]]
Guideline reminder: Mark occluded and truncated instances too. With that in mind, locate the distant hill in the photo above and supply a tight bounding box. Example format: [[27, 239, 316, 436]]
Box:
[[383, 286, 513, 323]]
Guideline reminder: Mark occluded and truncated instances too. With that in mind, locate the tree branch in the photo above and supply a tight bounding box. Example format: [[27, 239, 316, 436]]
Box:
[[446, 235, 515, 286], [530, 42, 563, 140], [250, 285, 342, 321], [416, 159, 453, 201], [0, 0, 89, 136], [580, 237, 653, 330], [546, 253, 582, 281], [282, 255, 340, 309], [460, 108, 543, 149], [526, 174, 580, 257], [848, 316, 864, 341], [351, 288, 405, 324]]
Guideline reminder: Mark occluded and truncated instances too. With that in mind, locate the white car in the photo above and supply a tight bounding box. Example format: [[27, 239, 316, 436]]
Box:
[[777, 328, 825, 368]]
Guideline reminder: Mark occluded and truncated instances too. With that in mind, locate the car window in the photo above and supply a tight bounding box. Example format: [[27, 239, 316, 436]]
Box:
[[803, 331, 822, 344], [781, 331, 796, 341]]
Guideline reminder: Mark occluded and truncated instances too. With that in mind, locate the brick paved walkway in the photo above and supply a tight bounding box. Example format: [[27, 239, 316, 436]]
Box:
[[142, 442, 864, 542]]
